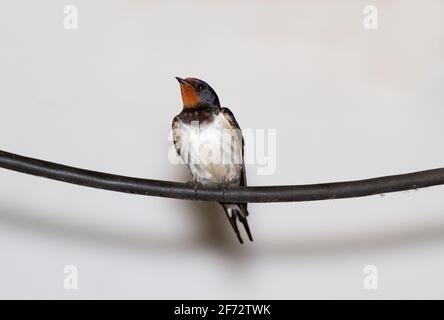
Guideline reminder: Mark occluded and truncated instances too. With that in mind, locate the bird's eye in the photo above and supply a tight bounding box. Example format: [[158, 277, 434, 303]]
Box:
[[197, 84, 205, 91]]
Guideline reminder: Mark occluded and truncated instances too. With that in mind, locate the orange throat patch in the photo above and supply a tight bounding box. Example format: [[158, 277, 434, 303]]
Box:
[[180, 84, 200, 108]]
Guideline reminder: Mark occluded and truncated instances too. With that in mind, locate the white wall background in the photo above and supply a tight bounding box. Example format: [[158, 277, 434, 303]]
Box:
[[0, 0, 443, 299]]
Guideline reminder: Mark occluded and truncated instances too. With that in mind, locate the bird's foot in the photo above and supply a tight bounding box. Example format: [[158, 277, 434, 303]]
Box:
[[217, 182, 230, 198], [187, 180, 203, 197]]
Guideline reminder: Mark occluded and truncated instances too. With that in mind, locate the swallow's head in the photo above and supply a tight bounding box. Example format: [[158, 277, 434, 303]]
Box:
[[176, 77, 220, 109]]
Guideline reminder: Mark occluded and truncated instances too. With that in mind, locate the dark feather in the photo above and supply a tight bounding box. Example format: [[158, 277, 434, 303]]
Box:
[[172, 115, 181, 157], [219, 107, 253, 243]]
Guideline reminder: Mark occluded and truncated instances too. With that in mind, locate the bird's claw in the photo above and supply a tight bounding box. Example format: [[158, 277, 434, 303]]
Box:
[[217, 182, 230, 199], [187, 180, 203, 198], [217, 182, 230, 189]]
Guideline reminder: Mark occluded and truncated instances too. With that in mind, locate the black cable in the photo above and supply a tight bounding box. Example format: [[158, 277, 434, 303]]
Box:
[[0, 149, 443, 203]]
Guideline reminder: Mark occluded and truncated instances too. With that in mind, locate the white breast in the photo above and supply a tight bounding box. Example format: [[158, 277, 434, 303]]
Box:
[[178, 112, 243, 185]]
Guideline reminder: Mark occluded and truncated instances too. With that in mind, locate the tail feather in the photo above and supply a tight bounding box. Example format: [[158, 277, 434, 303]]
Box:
[[220, 203, 253, 244]]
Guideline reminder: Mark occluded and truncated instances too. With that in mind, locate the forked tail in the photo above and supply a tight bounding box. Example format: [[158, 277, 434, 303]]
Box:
[[220, 203, 253, 244]]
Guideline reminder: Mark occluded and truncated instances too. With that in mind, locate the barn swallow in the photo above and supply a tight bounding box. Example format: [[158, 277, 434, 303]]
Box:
[[172, 77, 253, 244]]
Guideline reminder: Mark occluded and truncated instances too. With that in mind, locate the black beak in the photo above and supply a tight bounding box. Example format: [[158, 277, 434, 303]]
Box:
[[175, 77, 190, 85]]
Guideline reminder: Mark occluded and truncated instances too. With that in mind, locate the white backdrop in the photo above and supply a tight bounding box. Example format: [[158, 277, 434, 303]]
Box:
[[1, 0, 444, 299]]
